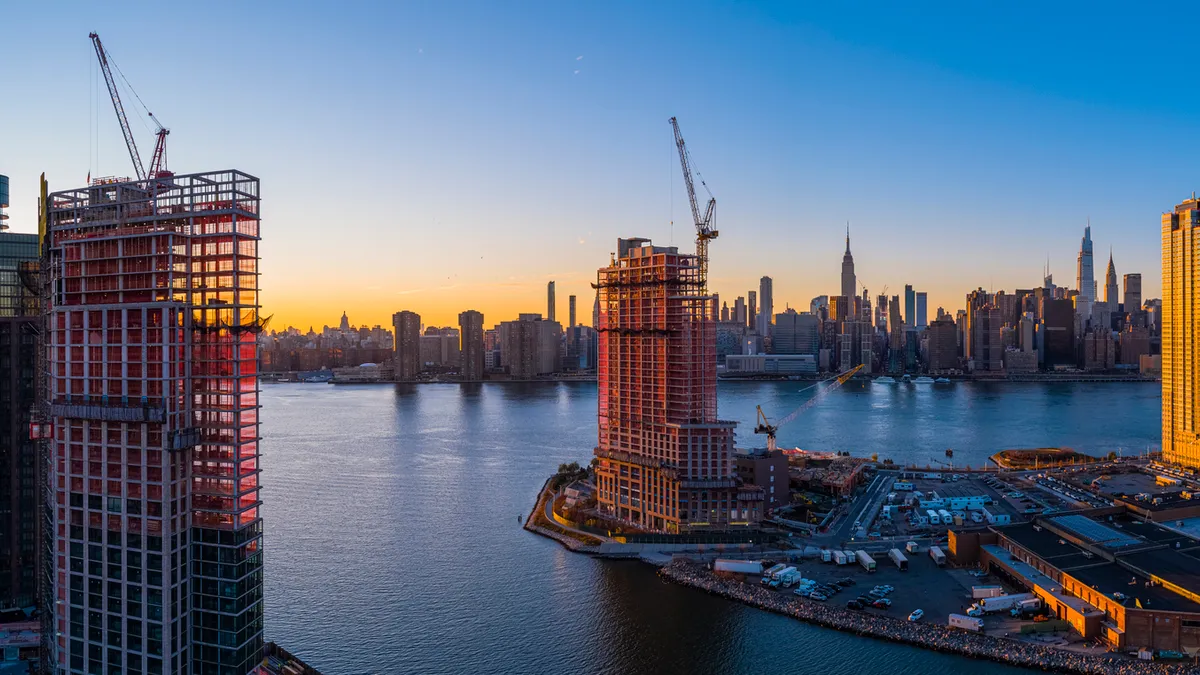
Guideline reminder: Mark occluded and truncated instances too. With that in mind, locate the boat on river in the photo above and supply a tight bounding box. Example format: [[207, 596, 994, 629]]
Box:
[[874, 376, 897, 384]]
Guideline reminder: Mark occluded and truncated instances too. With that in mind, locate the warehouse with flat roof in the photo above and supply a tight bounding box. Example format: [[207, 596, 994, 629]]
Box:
[[951, 507, 1200, 652]]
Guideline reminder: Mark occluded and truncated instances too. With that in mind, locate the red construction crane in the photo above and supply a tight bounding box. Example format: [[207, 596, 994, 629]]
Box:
[[669, 117, 718, 292], [89, 32, 170, 182]]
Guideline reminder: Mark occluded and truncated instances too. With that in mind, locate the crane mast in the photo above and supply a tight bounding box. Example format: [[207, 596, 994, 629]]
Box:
[[147, 113, 170, 179], [669, 117, 718, 292], [89, 33, 146, 182]]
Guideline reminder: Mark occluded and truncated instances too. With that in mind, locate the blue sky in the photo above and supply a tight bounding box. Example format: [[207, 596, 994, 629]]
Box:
[[1, 2, 1192, 327]]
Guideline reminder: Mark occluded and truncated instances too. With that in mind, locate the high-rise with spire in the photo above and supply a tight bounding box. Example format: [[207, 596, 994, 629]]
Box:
[[1104, 249, 1119, 305], [840, 225, 856, 309], [1076, 224, 1096, 319]]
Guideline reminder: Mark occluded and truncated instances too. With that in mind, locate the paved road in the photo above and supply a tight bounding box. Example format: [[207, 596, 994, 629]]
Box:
[[820, 471, 896, 545], [541, 489, 613, 542]]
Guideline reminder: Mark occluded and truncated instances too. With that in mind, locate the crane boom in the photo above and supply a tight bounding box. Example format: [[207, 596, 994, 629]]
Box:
[[89, 32, 146, 182], [754, 365, 863, 452], [669, 117, 718, 291]]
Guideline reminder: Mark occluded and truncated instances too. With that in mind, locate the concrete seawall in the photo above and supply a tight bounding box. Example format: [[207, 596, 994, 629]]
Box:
[[522, 480, 600, 553], [659, 561, 1198, 675]]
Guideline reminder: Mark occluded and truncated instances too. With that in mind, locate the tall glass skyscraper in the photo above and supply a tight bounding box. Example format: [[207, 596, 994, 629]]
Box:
[[1163, 197, 1200, 470], [0, 228, 41, 611], [1076, 224, 1096, 322]]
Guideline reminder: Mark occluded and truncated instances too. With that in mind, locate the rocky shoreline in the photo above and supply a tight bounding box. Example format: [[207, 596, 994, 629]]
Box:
[[660, 561, 1199, 675]]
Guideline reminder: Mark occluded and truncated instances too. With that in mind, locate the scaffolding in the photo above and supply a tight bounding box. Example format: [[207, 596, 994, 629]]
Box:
[[44, 169, 264, 673], [592, 238, 759, 533]]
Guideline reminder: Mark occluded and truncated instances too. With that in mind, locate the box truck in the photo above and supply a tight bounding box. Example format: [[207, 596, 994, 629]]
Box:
[[761, 563, 787, 584], [856, 550, 877, 572], [978, 592, 1037, 613], [888, 548, 909, 571]]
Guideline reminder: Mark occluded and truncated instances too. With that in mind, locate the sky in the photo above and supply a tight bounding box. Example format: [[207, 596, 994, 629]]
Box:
[[2, 2, 1196, 330]]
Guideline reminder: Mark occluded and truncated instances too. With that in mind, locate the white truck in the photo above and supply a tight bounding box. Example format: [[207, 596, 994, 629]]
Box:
[[761, 563, 788, 584], [777, 569, 802, 588], [832, 551, 849, 566], [856, 550, 876, 572], [888, 548, 909, 571], [971, 585, 1004, 599], [821, 549, 832, 563], [978, 592, 1037, 613], [906, 541, 919, 554], [714, 559, 763, 575], [927, 509, 941, 525], [948, 614, 984, 632], [929, 546, 946, 567], [1009, 597, 1044, 616]]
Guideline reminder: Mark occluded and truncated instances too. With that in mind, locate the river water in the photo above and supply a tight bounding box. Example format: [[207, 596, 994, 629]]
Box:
[[259, 380, 1159, 674]]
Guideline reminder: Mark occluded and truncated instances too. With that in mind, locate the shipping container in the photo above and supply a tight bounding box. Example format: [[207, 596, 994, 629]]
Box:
[[949, 614, 984, 632], [971, 585, 1004, 599], [714, 559, 763, 575], [929, 546, 946, 567]]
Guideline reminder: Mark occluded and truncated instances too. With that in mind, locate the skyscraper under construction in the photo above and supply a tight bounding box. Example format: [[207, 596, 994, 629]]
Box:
[[44, 171, 263, 674], [592, 238, 761, 532]]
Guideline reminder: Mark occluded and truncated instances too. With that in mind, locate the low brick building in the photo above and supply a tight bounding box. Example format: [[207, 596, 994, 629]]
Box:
[[951, 508, 1200, 653]]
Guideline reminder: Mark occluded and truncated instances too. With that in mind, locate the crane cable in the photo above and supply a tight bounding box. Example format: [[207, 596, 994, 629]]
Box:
[[104, 42, 156, 135]]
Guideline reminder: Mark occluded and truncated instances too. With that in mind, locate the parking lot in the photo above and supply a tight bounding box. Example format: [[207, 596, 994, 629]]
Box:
[[758, 546, 996, 627]]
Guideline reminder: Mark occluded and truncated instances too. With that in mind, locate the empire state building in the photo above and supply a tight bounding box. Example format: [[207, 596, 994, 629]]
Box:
[[841, 226, 857, 312]]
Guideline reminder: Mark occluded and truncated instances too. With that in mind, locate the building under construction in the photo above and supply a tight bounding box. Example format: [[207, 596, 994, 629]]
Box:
[[44, 170, 264, 674], [593, 238, 762, 532]]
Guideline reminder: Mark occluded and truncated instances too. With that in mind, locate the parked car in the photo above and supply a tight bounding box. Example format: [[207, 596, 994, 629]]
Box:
[[872, 598, 892, 608], [810, 593, 828, 601], [846, 600, 863, 610]]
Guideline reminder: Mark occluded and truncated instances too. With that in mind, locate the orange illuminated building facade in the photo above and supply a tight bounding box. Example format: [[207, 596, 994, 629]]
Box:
[[46, 171, 263, 674], [593, 238, 762, 533]]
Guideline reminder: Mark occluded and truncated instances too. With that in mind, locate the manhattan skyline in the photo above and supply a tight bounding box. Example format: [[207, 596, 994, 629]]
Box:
[[2, 2, 1194, 328]]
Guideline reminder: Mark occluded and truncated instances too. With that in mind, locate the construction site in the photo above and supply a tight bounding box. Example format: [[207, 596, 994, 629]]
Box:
[[17, 32, 310, 675]]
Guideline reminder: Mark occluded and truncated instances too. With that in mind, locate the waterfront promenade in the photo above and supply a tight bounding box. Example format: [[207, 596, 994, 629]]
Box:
[[659, 561, 1196, 675]]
